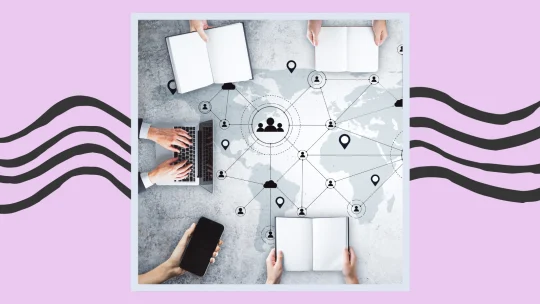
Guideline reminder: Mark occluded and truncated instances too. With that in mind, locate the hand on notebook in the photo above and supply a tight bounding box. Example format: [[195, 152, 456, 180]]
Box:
[[372, 20, 388, 46], [265, 248, 283, 284], [189, 20, 211, 42], [138, 223, 223, 284], [147, 126, 192, 151], [343, 247, 359, 284], [148, 158, 193, 184], [306, 20, 323, 46]]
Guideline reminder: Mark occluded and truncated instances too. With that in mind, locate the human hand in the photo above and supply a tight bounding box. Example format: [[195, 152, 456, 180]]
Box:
[[342, 247, 359, 284], [265, 248, 283, 284], [306, 20, 323, 46], [148, 158, 193, 184], [147, 126, 192, 152], [372, 20, 388, 46], [189, 20, 211, 42], [163, 223, 224, 277]]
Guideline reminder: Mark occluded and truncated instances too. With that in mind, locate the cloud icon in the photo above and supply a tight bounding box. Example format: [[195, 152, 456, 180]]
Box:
[[263, 180, 277, 188], [394, 99, 403, 107], [222, 83, 236, 90]]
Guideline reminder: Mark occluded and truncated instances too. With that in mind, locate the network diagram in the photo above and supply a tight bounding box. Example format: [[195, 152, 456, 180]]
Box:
[[196, 45, 404, 244]]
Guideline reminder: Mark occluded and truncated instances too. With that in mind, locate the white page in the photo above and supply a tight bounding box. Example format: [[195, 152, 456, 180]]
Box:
[[315, 27, 348, 72], [166, 33, 214, 93], [312, 217, 348, 271], [275, 218, 313, 271], [206, 23, 252, 84], [347, 27, 379, 72]]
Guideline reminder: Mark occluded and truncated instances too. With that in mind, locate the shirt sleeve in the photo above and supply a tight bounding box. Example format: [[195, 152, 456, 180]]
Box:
[[140, 172, 154, 189], [139, 122, 151, 139]]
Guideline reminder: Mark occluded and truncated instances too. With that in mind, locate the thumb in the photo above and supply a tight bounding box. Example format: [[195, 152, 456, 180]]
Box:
[[349, 247, 357, 264], [181, 223, 196, 241], [313, 32, 319, 46], [196, 26, 208, 42], [276, 250, 284, 264]]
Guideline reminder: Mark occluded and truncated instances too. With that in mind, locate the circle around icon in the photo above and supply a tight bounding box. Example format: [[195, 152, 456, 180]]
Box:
[[297, 207, 307, 217], [217, 170, 227, 180], [298, 150, 308, 160], [326, 119, 336, 130], [307, 71, 327, 89], [347, 201, 367, 219], [326, 178, 336, 189], [198, 101, 212, 114], [397, 44, 403, 55], [369, 74, 379, 85], [220, 119, 230, 130], [235, 206, 246, 217]]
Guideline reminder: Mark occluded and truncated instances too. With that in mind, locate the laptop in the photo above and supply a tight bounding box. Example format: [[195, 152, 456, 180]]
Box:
[[154, 120, 214, 193]]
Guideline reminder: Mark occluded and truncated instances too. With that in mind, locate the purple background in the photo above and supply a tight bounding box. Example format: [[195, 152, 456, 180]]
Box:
[[1, 0, 540, 302]]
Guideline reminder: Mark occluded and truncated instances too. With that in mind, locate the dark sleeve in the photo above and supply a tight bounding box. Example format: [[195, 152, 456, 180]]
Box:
[[138, 172, 146, 194], [138, 118, 143, 134]]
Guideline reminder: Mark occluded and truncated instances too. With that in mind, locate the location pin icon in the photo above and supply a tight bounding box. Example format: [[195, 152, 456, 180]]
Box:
[[221, 139, 229, 150], [371, 174, 380, 186], [167, 79, 177, 95], [275, 197, 285, 208], [339, 134, 351, 149], [287, 60, 296, 73]]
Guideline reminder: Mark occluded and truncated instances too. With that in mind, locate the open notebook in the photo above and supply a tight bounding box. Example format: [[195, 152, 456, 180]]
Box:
[[315, 27, 379, 72], [275, 217, 349, 271], [166, 23, 253, 94]]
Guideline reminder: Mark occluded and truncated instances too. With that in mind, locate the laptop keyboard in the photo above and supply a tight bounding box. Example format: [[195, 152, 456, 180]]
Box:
[[201, 126, 213, 182], [173, 126, 196, 182]]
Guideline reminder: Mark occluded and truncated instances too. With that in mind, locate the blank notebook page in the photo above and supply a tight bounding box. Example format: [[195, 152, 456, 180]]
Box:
[[166, 33, 213, 93], [347, 27, 379, 72], [206, 23, 252, 84], [276, 218, 313, 271], [315, 27, 348, 72], [312, 218, 347, 271]]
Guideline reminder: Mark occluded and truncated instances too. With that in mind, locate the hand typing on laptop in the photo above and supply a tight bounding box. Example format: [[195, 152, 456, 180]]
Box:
[[148, 158, 193, 185], [147, 126, 193, 151], [307, 20, 388, 46]]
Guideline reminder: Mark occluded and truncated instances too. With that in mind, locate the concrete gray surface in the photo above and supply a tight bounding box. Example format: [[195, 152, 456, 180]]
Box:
[[138, 20, 404, 284]]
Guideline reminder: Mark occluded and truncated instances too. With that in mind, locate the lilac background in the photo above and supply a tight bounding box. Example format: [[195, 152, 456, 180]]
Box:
[[1, 0, 540, 302]]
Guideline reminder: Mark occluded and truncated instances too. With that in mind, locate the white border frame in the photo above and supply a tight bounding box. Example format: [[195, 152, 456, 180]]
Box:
[[131, 13, 410, 292]]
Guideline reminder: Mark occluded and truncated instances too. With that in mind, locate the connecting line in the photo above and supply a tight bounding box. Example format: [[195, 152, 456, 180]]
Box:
[[334, 187, 353, 206], [377, 83, 399, 101], [307, 129, 329, 152], [335, 126, 401, 151], [208, 88, 223, 102], [310, 154, 399, 157], [305, 159, 327, 180], [276, 187, 299, 209], [285, 87, 311, 112], [326, 78, 370, 81], [301, 160, 304, 207], [285, 137, 300, 152], [290, 125, 326, 127], [227, 176, 265, 185], [305, 188, 327, 209], [245, 187, 266, 208], [235, 89, 256, 108], [336, 159, 402, 182], [226, 141, 257, 171], [337, 105, 395, 124], [224, 90, 230, 120], [276, 159, 300, 182], [209, 109, 222, 121], [269, 188, 272, 228], [363, 163, 403, 203], [320, 88, 332, 121], [269, 144, 272, 180], [334, 85, 370, 122]]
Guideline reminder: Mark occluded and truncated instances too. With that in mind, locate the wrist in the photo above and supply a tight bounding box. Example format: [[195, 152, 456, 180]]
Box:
[[266, 278, 280, 284], [147, 127, 158, 142], [159, 261, 180, 280], [148, 169, 157, 184]]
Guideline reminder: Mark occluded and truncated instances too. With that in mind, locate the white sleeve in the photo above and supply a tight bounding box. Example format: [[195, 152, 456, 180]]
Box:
[[139, 122, 151, 139], [140, 172, 154, 189]]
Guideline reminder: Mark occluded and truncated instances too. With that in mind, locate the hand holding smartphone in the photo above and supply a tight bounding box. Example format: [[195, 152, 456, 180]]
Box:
[[179, 217, 224, 276]]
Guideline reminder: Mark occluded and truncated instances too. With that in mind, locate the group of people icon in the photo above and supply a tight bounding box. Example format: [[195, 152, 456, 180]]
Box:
[[257, 117, 284, 132]]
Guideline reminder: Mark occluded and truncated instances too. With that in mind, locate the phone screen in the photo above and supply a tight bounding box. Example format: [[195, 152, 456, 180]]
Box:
[[179, 217, 224, 276]]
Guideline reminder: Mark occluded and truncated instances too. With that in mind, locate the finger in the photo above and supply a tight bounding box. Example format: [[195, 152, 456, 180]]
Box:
[[266, 248, 276, 263], [215, 245, 221, 252], [181, 223, 196, 242], [196, 26, 208, 42], [176, 164, 193, 175], [349, 247, 357, 265], [276, 250, 283, 264], [307, 32, 314, 46], [173, 160, 188, 170], [218, 240, 224, 245], [375, 33, 381, 46], [176, 172, 190, 180], [210, 258, 215, 264], [176, 130, 191, 139], [343, 248, 350, 264], [313, 32, 319, 46], [165, 157, 180, 166], [166, 145, 181, 153], [176, 136, 193, 146], [213, 252, 218, 258], [380, 31, 388, 45], [175, 128, 189, 136]]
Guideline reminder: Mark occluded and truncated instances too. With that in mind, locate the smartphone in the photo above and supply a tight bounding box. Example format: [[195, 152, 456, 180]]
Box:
[[179, 217, 224, 276]]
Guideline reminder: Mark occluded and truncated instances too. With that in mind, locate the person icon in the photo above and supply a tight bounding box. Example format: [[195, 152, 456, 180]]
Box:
[[328, 181, 334, 187], [314, 76, 320, 83], [277, 123, 284, 132], [300, 152, 306, 158], [328, 121, 334, 128], [222, 121, 228, 128], [299, 208, 305, 216], [267, 231, 274, 239], [264, 117, 278, 132], [257, 123, 264, 132], [219, 171, 225, 178], [371, 76, 378, 84], [353, 205, 360, 213], [202, 103, 208, 110], [400, 45, 403, 53], [237, 207, 244, 215]]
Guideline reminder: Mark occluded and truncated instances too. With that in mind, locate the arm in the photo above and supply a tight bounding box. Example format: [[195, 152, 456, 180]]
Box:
[[343, 247, 359, 284]]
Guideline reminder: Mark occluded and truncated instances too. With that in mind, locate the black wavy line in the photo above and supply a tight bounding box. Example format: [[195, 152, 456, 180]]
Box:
[[411, 87, 540, 125], [0, 144, 129, 184], [0, 96, 129, 143], [410, 166, 540, 203], [411, 140, 540, 174], [0, 126, 130, 167], [0, 167, 130, 214], [411, 117, 540, 150]]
